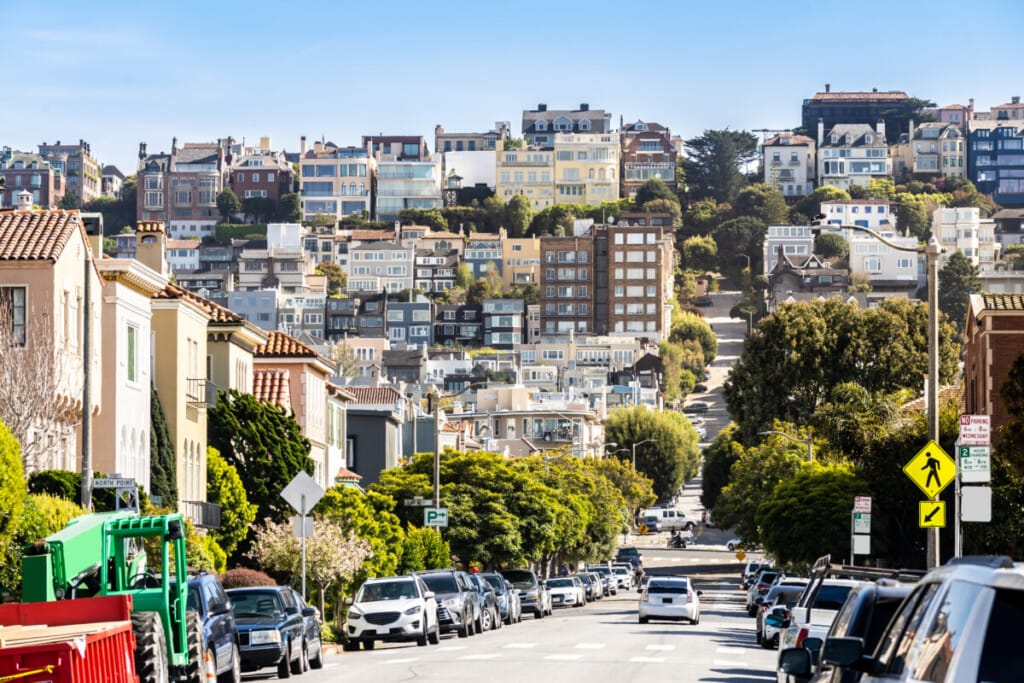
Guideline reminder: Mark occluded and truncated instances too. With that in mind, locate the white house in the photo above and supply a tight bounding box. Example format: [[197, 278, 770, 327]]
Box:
[[932, 207, 1000, 271], [817, 120, 891, 191], [166, 238, 201, 273], [819, 199, 893, 229], [763, 225, 814, 275], [762, 133, 816, 198]]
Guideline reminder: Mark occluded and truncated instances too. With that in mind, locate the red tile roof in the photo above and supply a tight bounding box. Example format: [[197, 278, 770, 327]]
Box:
[[344, 386, 404, 406], [255, 331, 318, 358], [334, 466, 363, 482], [253, 368, 291, 409], [979, 293, 1024, 311], [0, 209, 85, 261]]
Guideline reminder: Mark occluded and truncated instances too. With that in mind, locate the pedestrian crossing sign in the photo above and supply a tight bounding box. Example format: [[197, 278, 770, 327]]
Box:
[[903, 440, 956, 498]]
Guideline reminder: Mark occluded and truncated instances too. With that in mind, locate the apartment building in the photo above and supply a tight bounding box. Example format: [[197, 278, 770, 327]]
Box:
[[236, 223, 315, 292], [414, 247, 459, 294], [0, 148, 65, 209], [762, 133, 816, 198], [989, 95, 1024, 123], [816, 120, 890, 191], [605, 213, 674, 338], [620, 121, 677, 199], [763, 224, 814, 275], [964, 293, 1024, 433], [38, 140, 102, 207], [230, 138, 294, 205], [932, 207, 999, 271], [102, 165, 125, 199], [386, 297, 434, 349], [819, 199, 893, 229], [464, 232, 503, 279], [325, 291, 388, 341], [801, 85, 910, 140], [890, 121, 966, 181], [298, 138, 373, 221], [434, 304, 483, 348], [502, 233, 541, 287], [522, 103, 612, 147], [374, 157, 442, 223], [540, 233, 595, 334], [136, 138, 229, 239], [553, 133, 619, 206], [967, 120, 1024, 207], [345, 240, 415, 294], [435, 123, 509, 154], [496, 143, 555, 210], [435, 123, 508, 191], [482, 298, 525, 349]]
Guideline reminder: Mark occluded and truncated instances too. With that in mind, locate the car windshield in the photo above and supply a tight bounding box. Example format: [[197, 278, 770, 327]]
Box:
[[548, 578, 574, 588], [813, 584, 854, 611], [758, 572, 780, 585], [613, 567, 629, 575], [358, 580, 419, 602], [419, 574, 458, 594], [502, 571, 536, 589], [577, 574, 592, 585], [482, 575, 505, 592], [648, 580, 688, 594], [230, 591, 282, 616]]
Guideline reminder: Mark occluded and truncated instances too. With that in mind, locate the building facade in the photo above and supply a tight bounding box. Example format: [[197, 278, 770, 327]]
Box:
[[762, 133, 816, 198], [553, 133, 619, 206], [968, 121, 1024, 207], [932, 207, 999, 271], [0, 149, 65, 209], [522, 103, 612, 147], [620, 121, 677, 199], [801, 85, 910, 140], [891, 122, 966, 181], [496, 143, 555, 210], [816, 121, 890, 191], [136, 139, 229, 239], [38, 140, 102, 207], [298, 138, 373, 221], [230, 139, 294, 206]]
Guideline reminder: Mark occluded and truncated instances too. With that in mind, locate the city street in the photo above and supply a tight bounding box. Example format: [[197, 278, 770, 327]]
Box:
[[247, 549, 776, 683]]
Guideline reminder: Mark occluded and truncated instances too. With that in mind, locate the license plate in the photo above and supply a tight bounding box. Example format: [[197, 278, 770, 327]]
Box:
[[662, 598, 673, 604], [365, 629, 377, 636]]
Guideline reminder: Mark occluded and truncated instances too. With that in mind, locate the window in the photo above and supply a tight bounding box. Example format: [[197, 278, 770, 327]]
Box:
[[1, 287, 26, 345], [126, 325, 138, 382], [909, 580, 983, 681]]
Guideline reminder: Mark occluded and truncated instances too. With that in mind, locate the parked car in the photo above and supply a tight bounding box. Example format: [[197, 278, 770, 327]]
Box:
[[614, 546, 643, 569], [586, 565, 618, 596], [640, 515, 663, 533], [778, 578, 915, 682], [575, 572, 600, 602], [756, 581, 808, 647], [695, 425, 709, 440], [481, 572, 521, 625], [546, 576, 585, 608], [776, 575, 859, 683], [344, 575, 440, 650], [612, 564, 634, 590], [694, 295, 713, 306], [639, 507, 696, 532], [742, 560, 774, 590], [501, 568, 552, 618], [683, 401, 710, 414], [227, 586, 306, 677], [798, 556, 1023, 683], [183, 571, 241, 683], [638, 576, 701, 624], [415, 569, 476, 637], [288, 589, 324, 670], [746, 570, 782, 616], [467, 572, 502, 631], [692, 383, 708, 393]]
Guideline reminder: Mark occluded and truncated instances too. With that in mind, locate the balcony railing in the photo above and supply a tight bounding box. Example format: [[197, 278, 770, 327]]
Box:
[[186, 378, 218, 409], [181, 500, 221, 529]]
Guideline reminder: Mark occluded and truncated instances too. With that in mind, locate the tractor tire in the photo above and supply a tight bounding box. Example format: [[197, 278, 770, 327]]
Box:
[[132, 611, 170, 683], [185, 611, 203, 683]]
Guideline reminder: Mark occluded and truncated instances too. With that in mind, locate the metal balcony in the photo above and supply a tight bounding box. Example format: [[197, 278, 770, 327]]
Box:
[[182, 500, 221, 529], [186, 378, 218, 409]]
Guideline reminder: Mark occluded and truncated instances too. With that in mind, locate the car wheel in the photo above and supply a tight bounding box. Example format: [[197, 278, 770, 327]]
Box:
[[218, 644, 241, 683], [727, 542, 736, 551], [362, 640, 375, 651], [277, 640, 292, 678], [457, 619, 470, 638], [493, 608, 503, 629], [342, 641, 359, 652], [480, 608, 492, 632], [417, 622, 428, 647], [202, 648, 218, 682], [534, 607, 544, 619], [428, 623, 440, 645], [290, 641, 306, 674], [638, 616, 648, 624], [309, 639, 324, 670]]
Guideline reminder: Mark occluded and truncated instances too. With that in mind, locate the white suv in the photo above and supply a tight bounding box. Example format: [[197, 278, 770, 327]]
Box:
[[345, 575, 439, 650]]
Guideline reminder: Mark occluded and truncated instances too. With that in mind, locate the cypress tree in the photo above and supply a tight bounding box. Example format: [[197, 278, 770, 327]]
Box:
[[150, 386, 177, 508]]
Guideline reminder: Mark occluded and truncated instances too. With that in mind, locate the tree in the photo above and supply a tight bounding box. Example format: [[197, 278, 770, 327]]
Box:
[[216, 189, 241, 223], [207, 391, 313, 529], [669, 311, 717, 363], [277, 193, 302, 222], [712, 216, 766, 274], [316, 261, 347, 296], [399, 209, 448, 231], [657, 340, 688, 402], [505, 194, 532, 237], [590, 456, 657, 520], [700, 423, 741, 512], [398, 526, 451, 574], [730, 183, 788, 225], [681, 236, 717, 274], [0, 295, 83, 472], [150, 386, 177, 508], [723, 298, 961, 441], [207, 447, 257, 558], [683, 199, 727, 237], [896, 199, 931, 240], [60, 190, 79, 210], [682, 129, 758, 203], [815, 233, 849, 260], [248, 516, 372, 619], [643, 198, 683, 227], [790, 186, 850, 225], [455, 262, 475, 289], [0, 419, 25, 594], [938, 251, 981, 334], [713, 437, 803, 543], [242, 196, 276, 223], [635, 178, 677, 207], [757, 462, 869, 565], [1, 492, 83, 598], [602, 407, 701, 501]]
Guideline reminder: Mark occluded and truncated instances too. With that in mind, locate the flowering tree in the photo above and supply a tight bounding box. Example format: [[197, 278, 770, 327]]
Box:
[[248, 517, 372, 619]]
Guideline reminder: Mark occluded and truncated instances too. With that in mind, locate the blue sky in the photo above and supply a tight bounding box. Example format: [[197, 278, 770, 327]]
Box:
[[2, 0, 1021, 174]]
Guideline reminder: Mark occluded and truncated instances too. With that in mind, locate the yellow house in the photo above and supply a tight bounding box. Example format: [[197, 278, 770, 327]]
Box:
[[553, 133, 620, 206], [496, 143, 555, 211], [501, 234, 541, 288]]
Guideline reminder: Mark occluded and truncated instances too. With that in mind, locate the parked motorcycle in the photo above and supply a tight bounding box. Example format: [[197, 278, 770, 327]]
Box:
[[667, 532, 688, 549]]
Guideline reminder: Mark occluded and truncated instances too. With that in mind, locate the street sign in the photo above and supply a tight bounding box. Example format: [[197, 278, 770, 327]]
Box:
[[735, 551, 746, 562], [853, 496, 872, 514], [281, 471, 325, 515], [919, 501, 946, 528], [93, 477, 137, 489], [853, 535, 871, 555], [853, 513, 871, 534], [958, 445, 991, 483], [962, 486, 992, 522], [404, 497, 433, 507], [904, 441, 956, 498], [958, 415, 991, 446], [425, 507, 449, 527], [292, 515, 314, 539]]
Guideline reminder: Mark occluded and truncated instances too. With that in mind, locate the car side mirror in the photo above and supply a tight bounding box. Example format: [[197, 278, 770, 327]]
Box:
[[696, 590, 703, 597], [302, 607, 318, 618], [779, 648, 812, 676], [823, 637, 866, 668], [804, 637, 824, 668], [343, 597, 354, 606], [213, 600, 231, 616], [424, 591, 435, 600]]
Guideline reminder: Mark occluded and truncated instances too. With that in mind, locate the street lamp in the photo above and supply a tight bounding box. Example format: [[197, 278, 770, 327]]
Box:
[[813, 218, 943, 568], [758, 429, 814, 462], [631, 438, 656, 469]]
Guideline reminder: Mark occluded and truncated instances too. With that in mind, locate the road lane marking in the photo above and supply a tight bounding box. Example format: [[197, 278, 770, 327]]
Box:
[[381, 658, 419, 664], [545, 654, 583, 661], [459, 654, 500, 660], [630, 656, 665, 663], [646, 644, 675, 651], [717, 646, 745, 655], [437, 645, 468, 652], [503, 643, 537, 649], [575, 643, 604, 649]]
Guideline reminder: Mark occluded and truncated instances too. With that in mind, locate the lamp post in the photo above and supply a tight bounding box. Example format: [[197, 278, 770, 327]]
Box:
[[631, 438, 656, 469], [813, 219, 943, 568], [758, 429, 814, 462]]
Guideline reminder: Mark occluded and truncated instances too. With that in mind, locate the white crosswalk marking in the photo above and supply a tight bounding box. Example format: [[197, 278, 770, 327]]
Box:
[[381, 658, 419, 664], [545, 654, 583, 661], [629, 656, 665, 663], [646, 644, 675, 651], [503, 642, 537, 649], [437, 645, 468, 652], [575, 643, 604, 649], [460, 654, 501, 661]]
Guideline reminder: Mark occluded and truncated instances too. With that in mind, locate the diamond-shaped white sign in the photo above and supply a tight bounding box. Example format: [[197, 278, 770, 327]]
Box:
[[281, 471, 324, 515]]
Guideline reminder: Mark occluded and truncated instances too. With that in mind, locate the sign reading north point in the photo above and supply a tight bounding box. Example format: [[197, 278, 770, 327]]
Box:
[[904, 441, 956, 498]]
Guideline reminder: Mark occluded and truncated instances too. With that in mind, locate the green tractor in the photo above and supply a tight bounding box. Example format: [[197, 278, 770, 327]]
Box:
[[21, 511, 204, 683]]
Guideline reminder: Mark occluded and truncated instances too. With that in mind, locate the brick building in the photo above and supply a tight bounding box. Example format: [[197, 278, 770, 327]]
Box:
[[136, 138, 229, 239], [0, 148, 65, 209], [38, 140, 102, 207], [964, 293, 1024, 437]]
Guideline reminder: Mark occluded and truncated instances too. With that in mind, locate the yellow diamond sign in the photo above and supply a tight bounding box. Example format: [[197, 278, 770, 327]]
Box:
[[904, 440, 956, 498]]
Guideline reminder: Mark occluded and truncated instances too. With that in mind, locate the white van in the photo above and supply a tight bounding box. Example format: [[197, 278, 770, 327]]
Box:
[[639, 508, 695, 532]]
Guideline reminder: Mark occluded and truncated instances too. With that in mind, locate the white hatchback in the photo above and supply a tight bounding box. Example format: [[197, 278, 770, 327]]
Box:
[[546, 577, 585, 607], [638, 576, 701, 624], [345, 576, 440, 650]]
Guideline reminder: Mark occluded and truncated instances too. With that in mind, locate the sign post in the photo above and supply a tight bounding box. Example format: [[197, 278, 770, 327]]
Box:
[[424, 507, 449, 528], [851, 496, 871, 562], [281, 472, 325, 600], [904, 441, 955, 565], [956, 416, 993, 556]]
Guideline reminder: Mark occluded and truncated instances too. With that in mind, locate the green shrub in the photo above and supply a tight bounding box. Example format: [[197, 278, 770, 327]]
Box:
[[220, 567, 276, 589]]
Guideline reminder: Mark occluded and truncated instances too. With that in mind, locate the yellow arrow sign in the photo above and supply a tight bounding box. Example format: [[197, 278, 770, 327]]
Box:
[[919, 500, 946, 528], [903, 440, 956, 498]]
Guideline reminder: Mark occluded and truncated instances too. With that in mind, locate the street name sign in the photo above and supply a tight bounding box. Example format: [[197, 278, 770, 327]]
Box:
[[93, 477, 137, 489], [853, 496, 872, 514], [958, 415, 990, 446], [425, 507, 449, 527], [919, 501, 946, 528], [958, 445, 991, 483], [904, 441, 956, 498], [404, 497, 433, 507]]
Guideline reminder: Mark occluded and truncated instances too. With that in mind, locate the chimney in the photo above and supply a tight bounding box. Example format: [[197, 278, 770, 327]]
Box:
[[908, 119, 915, 140], [171, 137, 178, 155], [80, 212, 104, 256], [580, 103, 589, 111], [876, 118, 886, 140], [872, 87, 878, 93], [825, 83, 831, 93], [16, 189, 32, 211], [138, 142, 147, 160], [537, 103, 547, 112], [134, 221, 169, 276], [1014, 96, 1021, 105], [817, 118, 825, 146]]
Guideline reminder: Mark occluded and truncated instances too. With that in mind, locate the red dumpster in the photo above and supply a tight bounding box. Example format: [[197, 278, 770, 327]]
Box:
[[0, 595, 137, 683]]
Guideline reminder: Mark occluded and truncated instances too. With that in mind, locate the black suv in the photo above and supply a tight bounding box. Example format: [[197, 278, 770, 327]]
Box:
[[227, 586, 308, 677], [183, 571, 241, 683], [615, 547, 643, 569], [415, 569, 477, 637]]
